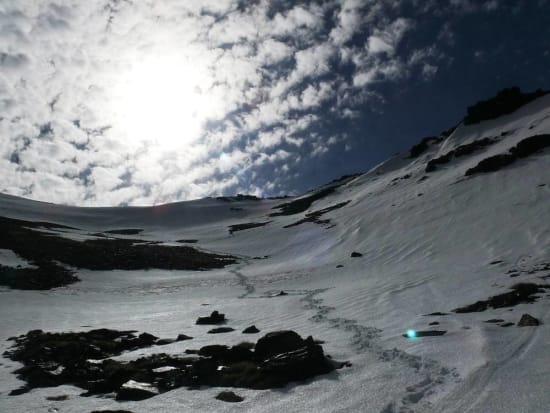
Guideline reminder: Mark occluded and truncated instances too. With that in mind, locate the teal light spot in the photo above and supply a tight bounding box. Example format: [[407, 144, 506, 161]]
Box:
[[406, 329, 417, 339]]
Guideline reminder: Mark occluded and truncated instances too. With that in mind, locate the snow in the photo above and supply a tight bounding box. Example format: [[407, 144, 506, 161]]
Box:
[[1, 96, 550, 412]]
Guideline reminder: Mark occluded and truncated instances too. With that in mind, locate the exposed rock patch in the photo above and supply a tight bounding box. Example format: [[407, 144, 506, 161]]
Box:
[[465, 134, 550, 176], [5, 329, 342, 400], [426, 137, 498, 172], [104, 229, 143, 235], [216, 391, 244, 402], [284, 201, 350, 228], [196, 311, 226, 325], [242, 325, 260, 334], [453, 283, 547, 313], [350, 252, 363, 258], [208, 327, 235, 334], [517, 313, 540, 326], [228, 221, 270, 235], [0, 216, 237, 290], [463, 87, 548, 125]]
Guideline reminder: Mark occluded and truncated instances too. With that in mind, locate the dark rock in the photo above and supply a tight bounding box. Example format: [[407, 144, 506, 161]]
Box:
[[465, 134, 550, 177], [484, 319, 505, 323], [463, 87, 548, 125], [243, 325, 260, 334], [254, 331, 305, 360], [196, 311, 226, 325], [336, 264, 343, 268], [403, 330, 447, 338], [454, 283, 547, 313], [104, 229, 142, 235], [0, 216, 237, 291], [424, 312, 449, 316], [207, 327, 235, 334], [409, 136, 444, 158], [465, 153, 516, 176], [277, 290, 288, 296], [517, 313, 540, 326], [216, 391, 244, 402], [90, 411, 135, 413], [46, 395, 69, 401], [350, 252, 363, 258], [116, 380, 159, 401], [228, 222, 271, 235], [489, 260, 503, 265], [426, 137, 497, 173], [429, 322, 440, 326], [500, 322, 514, 327], [6, 328, 342, 400], [510, 134, 550, 157], [268, 176, 358, 217], [284, 201, 351, 228], [176, 334, 193, 341]]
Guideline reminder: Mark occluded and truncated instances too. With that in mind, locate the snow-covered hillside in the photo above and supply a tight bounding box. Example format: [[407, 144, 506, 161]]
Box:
[[1, 92, 550, 413]]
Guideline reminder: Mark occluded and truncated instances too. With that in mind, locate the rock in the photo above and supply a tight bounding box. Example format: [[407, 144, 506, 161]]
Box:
[[6, 328, 344, 400], [350, 252, 362, 258], [336, 264, 343, 268], [402, 330, 447, 338], [116, 380, 159, 401], [465, 153, 516, 176], [254, 331, 306, 360], [176, 334, 193, 341], [424, 312, 449, 316], [207, 327, 235, 334], [242, 325, 260, 334], [500, 322, 514, 327], [517, 313, 540, 326], [216, 391, 244, 403], [454, 283, 546, 313], [277, 290, 287, 296], [429, 321, 439, 326], [46, 395, 69, 401], [484, 319, 505, 323], [90, 411, 135, 413], [196, 311, 226, 325]]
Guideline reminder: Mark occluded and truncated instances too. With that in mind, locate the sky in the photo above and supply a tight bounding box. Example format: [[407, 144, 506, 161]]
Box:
[[1, 0, 549, 206]]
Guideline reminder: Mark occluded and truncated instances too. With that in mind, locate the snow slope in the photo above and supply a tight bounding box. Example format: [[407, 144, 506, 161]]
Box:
[[1, 94, 550, 412]]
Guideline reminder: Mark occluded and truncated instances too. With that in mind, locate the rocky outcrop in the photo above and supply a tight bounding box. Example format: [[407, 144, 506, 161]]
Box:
[[5, 328, 343, 400], [196, 311, 226, 325], [517, 313, 541, 326], [463, 87, 548, 125], [453, 283, 547, 313], [465, 135, 550, 176], [216, 391, 244, 402]]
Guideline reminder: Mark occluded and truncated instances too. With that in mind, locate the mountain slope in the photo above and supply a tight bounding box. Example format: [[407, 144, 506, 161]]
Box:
[[1, 91, 549, 412]]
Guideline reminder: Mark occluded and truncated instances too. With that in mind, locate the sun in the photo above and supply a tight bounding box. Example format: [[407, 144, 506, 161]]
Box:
[[112, 54, 214, 149]]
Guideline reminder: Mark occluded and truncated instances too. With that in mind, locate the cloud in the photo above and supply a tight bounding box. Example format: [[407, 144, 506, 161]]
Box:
[[0, 0, 486, 205]]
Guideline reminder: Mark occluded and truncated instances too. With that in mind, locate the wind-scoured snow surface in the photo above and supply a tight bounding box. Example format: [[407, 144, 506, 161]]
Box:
[[1, 95, 550, 412]]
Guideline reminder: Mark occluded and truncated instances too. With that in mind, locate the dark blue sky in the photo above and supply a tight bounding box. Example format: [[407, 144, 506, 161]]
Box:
[[296, 0, 550, 191], [1, 0, 549, 205]]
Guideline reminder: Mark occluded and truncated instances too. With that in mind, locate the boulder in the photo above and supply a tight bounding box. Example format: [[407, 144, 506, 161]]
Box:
[[350, 252, 363, 258], [216, 391, 244, 402], [207, 327, 235, 334], [242, 325, 260, 334], [517, 314, 540, 326], [116, 380, 159, 401], [196, 311, 226, 325], [254, 331, 306, 360]]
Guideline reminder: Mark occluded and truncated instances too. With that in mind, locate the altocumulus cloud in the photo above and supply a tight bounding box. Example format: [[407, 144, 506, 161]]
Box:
[[0, 0, 499, 205]]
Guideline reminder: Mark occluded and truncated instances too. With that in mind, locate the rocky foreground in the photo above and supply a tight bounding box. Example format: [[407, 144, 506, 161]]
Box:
[[4, 325, 346, 402]]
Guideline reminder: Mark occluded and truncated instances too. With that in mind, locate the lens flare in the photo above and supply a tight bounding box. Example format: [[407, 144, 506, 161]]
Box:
[[406, 329, 417, 339]]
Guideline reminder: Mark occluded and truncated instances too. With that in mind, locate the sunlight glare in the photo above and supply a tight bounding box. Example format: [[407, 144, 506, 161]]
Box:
[[113, 55, 214, 148]]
